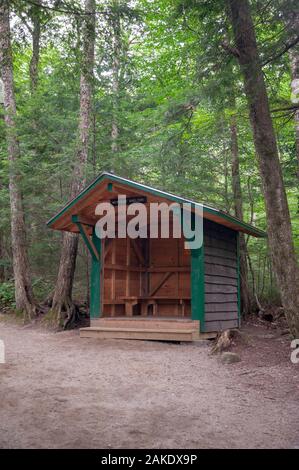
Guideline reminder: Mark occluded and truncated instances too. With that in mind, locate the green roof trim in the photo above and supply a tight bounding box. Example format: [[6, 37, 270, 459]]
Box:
[[46, 172, 266, 238]]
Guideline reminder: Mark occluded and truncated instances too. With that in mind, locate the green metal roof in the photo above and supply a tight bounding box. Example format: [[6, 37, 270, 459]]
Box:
[[47, 172, 266, 238]]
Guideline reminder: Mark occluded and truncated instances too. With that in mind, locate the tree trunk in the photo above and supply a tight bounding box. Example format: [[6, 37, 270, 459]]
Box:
[[52, 232, 79, 325], [0, 0, 36, 317], [0, 176, 5, 282], [0, 231, 5, 282], [111, 0, 121, 161], [228, 0, 299, 337], [223, 141, 230, 213], [290, 49, 299, 212], [230, 111, 251, 314], [290, 50, 299, 176], [283, 2, 299, 195], [29, 0, 41, 92], [51, 0, 95, 328]]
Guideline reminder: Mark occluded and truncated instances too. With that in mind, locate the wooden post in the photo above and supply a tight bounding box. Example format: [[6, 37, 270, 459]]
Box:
[[71, 215, 99, 261], [190, 244, 205, 332], [72, 215, 101, 319], [185, 208, 205, 332], [126, 237, 130, 297], [237, 232, 241, 327], [90, 227, 101, 319], [111, 240, 116, 316]]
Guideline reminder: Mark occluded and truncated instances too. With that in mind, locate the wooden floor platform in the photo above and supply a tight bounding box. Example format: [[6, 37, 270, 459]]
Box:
[[80, 317, 217, 342]]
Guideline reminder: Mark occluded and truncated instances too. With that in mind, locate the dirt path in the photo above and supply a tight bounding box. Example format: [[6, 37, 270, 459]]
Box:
[[0, 320, 298, 449]]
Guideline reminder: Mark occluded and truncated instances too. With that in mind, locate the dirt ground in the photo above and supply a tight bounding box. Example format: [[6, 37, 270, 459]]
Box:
[[0, 317, 298, 449]]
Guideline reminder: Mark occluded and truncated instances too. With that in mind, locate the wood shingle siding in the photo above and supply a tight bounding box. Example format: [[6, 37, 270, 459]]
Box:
[[203, 319, 239, 331], [205, 311, 239, 320], [205, 293, 237, 303], [204, 275, 237, 286], [204, 220, 239, 332]]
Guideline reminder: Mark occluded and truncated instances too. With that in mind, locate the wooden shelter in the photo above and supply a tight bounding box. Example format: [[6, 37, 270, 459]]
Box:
[[47, 173, 266, 341]]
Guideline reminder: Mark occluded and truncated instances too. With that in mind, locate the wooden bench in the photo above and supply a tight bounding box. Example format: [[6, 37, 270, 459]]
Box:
[[120, 296, 191, 317], [103, 299, 126, 317]]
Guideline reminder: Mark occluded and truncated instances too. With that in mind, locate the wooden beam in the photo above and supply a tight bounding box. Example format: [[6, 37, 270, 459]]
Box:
[[79, 222, 99, 261], [75, 214, 96, 226], [130, 239, 145, 265], [90, 228, 101, 319], [147, 266, 190, 273], [191, 244, 205, 331], [101, 266, 189, 273], [126, 237, 130, 297], [100, 239, 105, 315], [111, 240, 116, 316], [104, 264, 145, 272], [72, 215, 99, 261], [104, 239, 113, 259], [149, 271, 172, 297]]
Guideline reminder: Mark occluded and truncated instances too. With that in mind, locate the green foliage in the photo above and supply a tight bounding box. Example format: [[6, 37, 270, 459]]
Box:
[[32, 278, 53, 302], [0, 281, 15, 308]]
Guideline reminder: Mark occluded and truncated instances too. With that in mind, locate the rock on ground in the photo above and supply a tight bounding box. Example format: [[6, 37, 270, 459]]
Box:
[[220, 352, 241, 364]]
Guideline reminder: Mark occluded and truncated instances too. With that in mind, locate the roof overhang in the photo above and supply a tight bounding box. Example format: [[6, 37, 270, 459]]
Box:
[[46, 172, 266, 238]]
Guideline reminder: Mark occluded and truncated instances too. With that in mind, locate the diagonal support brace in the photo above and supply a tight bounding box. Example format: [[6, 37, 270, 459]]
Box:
[[72, 214, 99, 261]]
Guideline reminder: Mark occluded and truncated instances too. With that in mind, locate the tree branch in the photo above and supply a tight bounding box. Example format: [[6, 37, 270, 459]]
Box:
[[270, 104, 299, 113], [220, 40, 240, 58], [262, 35, 299, 66]]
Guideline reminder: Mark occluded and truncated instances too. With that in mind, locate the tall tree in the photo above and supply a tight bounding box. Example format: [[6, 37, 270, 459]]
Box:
[[280, 0, 299, 189], [228, 0, 299, 337], [12, 0, 44, 91], [110, 0, 121, 159], [51, 0, 96, 327], [229, 105, 250, 314], [28, 0, 41, 92], [290, 49, 299, 186], [0, 0, 36, 316]]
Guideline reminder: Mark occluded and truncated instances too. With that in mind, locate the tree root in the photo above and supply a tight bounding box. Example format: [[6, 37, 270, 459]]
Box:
[[49, 297, 83, 330], [211, 329, 248, 354], [211, 330, 234, 354], [20, 299, 39, 324]]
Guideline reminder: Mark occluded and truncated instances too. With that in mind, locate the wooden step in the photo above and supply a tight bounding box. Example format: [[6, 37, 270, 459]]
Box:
[[80, 326, 199, 342], [91, 317, 200, 331]]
